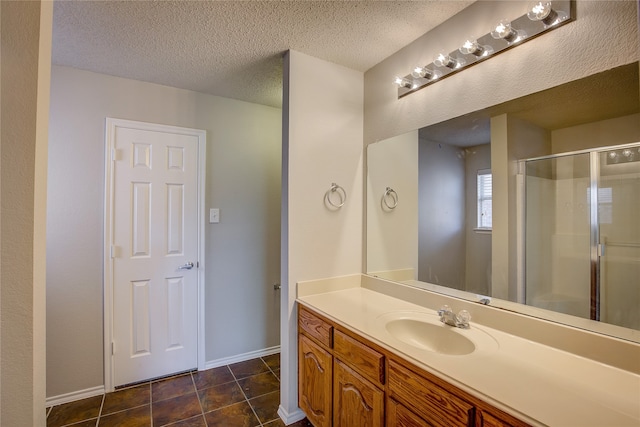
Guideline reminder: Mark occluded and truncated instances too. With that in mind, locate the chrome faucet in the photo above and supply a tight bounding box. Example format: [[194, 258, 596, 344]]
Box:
[[437, 305, 471, 329]]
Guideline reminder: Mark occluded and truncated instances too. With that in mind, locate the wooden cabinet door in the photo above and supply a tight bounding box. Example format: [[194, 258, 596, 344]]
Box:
[[333, 359, 384, 427], [299, 334, 333, 427]]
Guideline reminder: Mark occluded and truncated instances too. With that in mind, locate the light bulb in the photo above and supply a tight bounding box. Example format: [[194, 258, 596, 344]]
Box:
[[459, 39, 485, 56], [528, 1, 559, 26], [491, 20, 521, 43], [622, 149, 632, 158], [394, 76, 412, 89], [411, 66, 434, 80], [608, 152, 617, 160], [433, 53, 458, 69]]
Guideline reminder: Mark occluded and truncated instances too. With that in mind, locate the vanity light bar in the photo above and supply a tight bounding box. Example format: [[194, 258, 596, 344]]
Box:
[[396, 0, 575, 98]]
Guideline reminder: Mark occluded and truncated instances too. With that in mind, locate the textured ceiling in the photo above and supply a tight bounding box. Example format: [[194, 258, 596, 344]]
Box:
[[52, 0, 475, 108]]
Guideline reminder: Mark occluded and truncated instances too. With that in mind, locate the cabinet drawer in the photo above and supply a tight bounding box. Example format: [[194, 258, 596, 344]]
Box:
[[334, 329, 385, 386], [387, 397, 432, 427], [388, 360, 474, 427], [479, 410, 510, 427], [299, 306, 333, 348]]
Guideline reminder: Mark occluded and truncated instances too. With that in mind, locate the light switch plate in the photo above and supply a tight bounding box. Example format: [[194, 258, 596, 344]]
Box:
[[209, 208, 220, 224]]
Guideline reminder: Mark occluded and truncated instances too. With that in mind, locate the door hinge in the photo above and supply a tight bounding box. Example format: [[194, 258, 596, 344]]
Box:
[[111, 148, 122, 162], [111, 341, 115, 355], [110, 245, 120, 258]]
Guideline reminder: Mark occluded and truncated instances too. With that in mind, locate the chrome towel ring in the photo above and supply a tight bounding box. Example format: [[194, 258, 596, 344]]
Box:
[[383, 187, 398, 210], [325, 183, 347, 208]]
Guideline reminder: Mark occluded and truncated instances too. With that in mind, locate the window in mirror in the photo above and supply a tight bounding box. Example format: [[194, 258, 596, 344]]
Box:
[[476, 169, 492, 230]]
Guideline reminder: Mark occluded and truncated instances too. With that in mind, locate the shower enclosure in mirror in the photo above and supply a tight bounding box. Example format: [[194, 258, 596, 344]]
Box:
[[523, 143, 640, 330]]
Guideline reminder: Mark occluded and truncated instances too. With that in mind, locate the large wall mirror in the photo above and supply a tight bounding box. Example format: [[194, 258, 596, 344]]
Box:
[[366, 61, 639, 343]]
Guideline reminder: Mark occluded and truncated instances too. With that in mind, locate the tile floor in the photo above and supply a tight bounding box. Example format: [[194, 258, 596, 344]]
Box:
[[46, 353, 312, 427]]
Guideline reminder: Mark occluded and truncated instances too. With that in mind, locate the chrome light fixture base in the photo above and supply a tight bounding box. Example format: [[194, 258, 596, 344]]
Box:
[[396, 0, 575, 98]]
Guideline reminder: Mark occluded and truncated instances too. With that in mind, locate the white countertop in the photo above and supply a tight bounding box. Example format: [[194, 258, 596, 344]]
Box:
[[298, 285, 640, 427]]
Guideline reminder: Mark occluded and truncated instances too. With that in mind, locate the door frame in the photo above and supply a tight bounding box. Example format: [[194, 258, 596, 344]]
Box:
[[103, 118, 206, 392]]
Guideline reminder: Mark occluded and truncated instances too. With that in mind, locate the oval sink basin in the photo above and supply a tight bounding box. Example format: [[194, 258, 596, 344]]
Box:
[[385, 318, 475, 355], [376, 311, 499, 357]]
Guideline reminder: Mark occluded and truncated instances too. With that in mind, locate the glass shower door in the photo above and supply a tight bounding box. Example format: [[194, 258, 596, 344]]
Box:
[[525, 152, 592, 319], [597, 145, 640, 330], [524, 143, 640, 327]]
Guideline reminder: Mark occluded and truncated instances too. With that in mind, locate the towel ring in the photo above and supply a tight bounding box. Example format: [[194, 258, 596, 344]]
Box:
[[383, 187, 398, 210], [325, 183, 347, 208]]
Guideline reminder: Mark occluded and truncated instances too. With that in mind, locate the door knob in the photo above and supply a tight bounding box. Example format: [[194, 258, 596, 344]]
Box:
[[178, 262, 194, 270]]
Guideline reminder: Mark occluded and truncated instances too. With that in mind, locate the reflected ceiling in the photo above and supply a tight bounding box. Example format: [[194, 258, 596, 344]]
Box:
[[420, 62, 639, 147]]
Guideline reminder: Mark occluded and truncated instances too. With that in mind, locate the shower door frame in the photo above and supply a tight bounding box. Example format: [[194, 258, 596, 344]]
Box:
[[519, 141, 640, 322]]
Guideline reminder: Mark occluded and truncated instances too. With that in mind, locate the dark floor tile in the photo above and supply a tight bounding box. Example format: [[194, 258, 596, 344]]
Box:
[[152, 374, 195, 402], [64, 420, 99, 427], [262, 353, 280, 370], [237, 371, 280, 399], [97, 405, 150, 427], [229, 358, 269, 379], [47, 395, 103, 427], [101, 384, 150, 415], [152, 392, 202, 426], [197, 381, 245, 413], [204, 401, 260, 427], [165, 414, 207, 426], [249, 390, 280, 424], [192, 366, 235, 390]]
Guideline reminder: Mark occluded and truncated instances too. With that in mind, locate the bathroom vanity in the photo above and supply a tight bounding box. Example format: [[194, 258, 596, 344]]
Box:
[[296, 275, 640, 427]]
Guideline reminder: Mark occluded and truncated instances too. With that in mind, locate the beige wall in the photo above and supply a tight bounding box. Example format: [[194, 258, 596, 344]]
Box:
[[366, 131, 418, 278], [0, 1, 51, 425], [280, 50, 363, 423], [552, 113, 640, 153], [491, 115, 551, 300], [464, 143, 492, 295], [418, 138, 466, 288], [47, 66, 282, 398]]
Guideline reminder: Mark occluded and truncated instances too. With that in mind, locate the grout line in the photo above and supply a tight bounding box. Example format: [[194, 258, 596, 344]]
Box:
[[229, 364, 264, 427], [95, 393, 105, 427], [261, 356, 280, 381], [189, 371, 209, 427]]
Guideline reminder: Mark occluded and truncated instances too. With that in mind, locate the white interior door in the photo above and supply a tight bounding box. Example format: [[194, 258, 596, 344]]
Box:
[[106, 119, 204, 387]]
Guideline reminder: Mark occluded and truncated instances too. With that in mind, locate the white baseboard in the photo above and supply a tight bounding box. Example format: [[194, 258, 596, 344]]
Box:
[[204, 345, 281, 370], [46, 385, 105, 408], [277, 405, 306, 425]]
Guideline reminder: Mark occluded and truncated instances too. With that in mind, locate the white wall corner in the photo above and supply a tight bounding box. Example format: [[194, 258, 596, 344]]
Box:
[[281, 49, 365, 426]]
